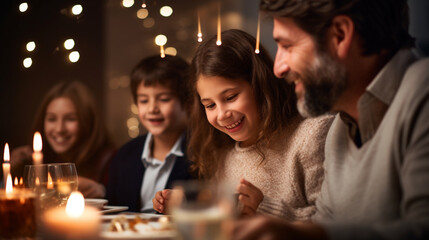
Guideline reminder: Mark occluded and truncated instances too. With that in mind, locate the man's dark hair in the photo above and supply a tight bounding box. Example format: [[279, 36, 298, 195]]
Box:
[[260, 0, 414, 55]]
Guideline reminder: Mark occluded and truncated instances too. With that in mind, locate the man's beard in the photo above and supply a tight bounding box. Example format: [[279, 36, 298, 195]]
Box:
[[286, 50, 347, 117]]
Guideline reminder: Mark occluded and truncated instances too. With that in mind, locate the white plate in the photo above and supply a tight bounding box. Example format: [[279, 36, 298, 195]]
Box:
[[100, 206, 129, 214], [85, 198, 108, 209], [100, 214, 176, 239]]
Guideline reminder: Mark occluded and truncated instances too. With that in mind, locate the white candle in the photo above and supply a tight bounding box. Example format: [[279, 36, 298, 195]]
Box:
[[2, 143, 10, 187], [32, 132, 43, 165], [42, 191, 100, 239]]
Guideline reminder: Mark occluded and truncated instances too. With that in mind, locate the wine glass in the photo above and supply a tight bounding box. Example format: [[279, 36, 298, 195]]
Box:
[[24, 163, 78, 211], [169, 180, 235, 240]]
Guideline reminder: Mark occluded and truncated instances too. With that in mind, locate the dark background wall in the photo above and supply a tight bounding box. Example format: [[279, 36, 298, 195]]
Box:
[[1, 0, 105, 149]]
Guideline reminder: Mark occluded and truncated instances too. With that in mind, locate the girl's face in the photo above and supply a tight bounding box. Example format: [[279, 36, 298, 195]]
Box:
[[44, 97, 79, 154], [197, 75, 261, 147], [136, 83, 188, 139]]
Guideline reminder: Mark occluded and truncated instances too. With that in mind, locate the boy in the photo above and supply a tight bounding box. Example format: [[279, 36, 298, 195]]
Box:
[[106, 55, 195, 212]]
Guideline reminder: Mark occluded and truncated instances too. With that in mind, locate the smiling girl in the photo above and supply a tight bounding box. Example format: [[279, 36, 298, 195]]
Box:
[[153, 29, 333, 220]]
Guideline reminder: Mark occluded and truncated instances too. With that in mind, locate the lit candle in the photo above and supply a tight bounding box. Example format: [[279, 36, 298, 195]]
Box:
[[197, 10, 203, 42], [216, 1, 222, 46], [2, 143, 10, 187], [255, 12, 261, 54], [0, 174, 37, 239], [32, 132, 43, 165], [142, 0, 146, 8], [42, 191, 101, 239]]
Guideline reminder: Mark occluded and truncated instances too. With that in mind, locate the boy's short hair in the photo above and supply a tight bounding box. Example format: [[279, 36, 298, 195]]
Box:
[[130, 55, 191, 108]]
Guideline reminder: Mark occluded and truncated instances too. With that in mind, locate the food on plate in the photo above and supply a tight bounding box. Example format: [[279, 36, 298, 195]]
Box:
[[108, 215, 173, 233]]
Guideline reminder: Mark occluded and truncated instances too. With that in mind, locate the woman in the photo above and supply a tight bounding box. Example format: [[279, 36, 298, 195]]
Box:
[[11, 81, 116, 198]]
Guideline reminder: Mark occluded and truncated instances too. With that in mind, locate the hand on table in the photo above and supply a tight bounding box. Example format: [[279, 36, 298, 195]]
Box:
[[236, 178, 264, 217], [152, 189, 172, 213], [78, 176, 105, 198]]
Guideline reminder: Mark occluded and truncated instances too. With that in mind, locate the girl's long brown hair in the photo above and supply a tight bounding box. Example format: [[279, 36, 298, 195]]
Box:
[[189, 29, 298, 179]]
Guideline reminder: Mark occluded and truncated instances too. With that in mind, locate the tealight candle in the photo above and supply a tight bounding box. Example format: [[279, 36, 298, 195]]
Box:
[[42, 191, 101, 240], [2, 143, 10, 187], [0, 174, 37, 239]]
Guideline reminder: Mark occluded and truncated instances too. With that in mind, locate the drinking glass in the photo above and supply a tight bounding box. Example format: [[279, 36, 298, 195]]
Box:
[[169, 180, 235, 240], [24, 163, 78, 211]]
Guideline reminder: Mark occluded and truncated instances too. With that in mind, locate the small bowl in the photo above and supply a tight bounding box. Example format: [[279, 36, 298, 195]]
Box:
[[85, 198, 108, 209]]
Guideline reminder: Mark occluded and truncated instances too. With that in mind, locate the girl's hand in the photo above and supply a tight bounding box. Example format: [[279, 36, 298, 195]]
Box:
[[152, 189, 172, 213], [236, 178, 264, 217]]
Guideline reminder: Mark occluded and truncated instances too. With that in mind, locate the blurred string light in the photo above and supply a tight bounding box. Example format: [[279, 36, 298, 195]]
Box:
[[155, 35, 167, 58], [141, 0, 147, 8], [255, 12, 261, 54], [26, 41, 36, 52], [165, 47, 177, 56], [197, 10, 202, 42], [69, 51, 80, 63], [19, 2, 28, 12], [23, 57, 32, 68], [71, 4, 83, 15], [131, 104, 138, 114], [216, 2, 222, 46], [122, 0, 134, 8], [160, 6, 173, 17], [137, 9, 148, 19], [143, 17, 155, 28], [64, 39, 75, 50]]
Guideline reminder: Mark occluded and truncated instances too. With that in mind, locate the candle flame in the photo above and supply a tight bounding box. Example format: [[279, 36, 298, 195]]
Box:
[[66, 191, 85, 218], [6, 173, 13, 193], [216, 1, 221, 46], [255, 12, 261, 54], [19, 177, 24, 186], [3, 143, 9, 162], [14, 176, 18, 186], [35, 177, 40, 186], [47, 172, 54, 189], [142, 0, 146, 8], [33, 132, 42, 152]]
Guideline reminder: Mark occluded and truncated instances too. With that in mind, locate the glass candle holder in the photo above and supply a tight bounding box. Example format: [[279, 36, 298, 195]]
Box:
[[0, 188, 37, 238]]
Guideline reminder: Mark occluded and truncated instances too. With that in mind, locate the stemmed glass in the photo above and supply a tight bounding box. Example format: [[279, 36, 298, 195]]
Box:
[[24, 163, 78, 211], [169, 180, 235, 240]]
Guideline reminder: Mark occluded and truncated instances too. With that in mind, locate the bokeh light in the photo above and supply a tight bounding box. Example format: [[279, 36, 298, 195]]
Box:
[[127, 117, 139, 128], [122, 0, 134, 8], [155, 35, 167, 46], [128, 126, 139, 138], [165, 47, 177, 56], [26, 41, 36, 52], [69, 51, 80, 63], [160, 6, 173, 17], [64, 39, 75, 50], [19, 2, 28, 12], [71, 4, 83, 15], [23, 57, 32, 68], [137, 9, 149, 19], [143, 17, 155, 28]]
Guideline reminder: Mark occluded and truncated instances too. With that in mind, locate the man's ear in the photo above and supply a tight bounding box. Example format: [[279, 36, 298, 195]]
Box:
[[328, 15, 354, 59]]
